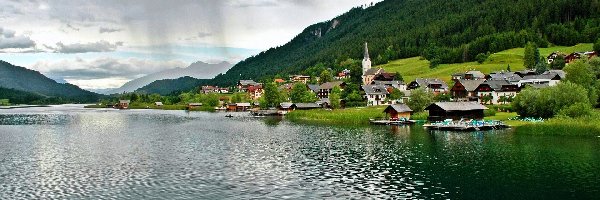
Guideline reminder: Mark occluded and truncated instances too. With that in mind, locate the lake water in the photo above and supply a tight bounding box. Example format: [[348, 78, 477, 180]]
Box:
[[0, 105, 598, 199]]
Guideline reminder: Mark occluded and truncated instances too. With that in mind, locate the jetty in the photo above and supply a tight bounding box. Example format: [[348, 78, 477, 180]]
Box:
[[423, 119, 509, 131], [370, 119, 415, 125]]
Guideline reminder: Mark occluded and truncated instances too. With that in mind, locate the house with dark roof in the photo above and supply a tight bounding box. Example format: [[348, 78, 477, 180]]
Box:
[[451, 71, 485, 80], [362, 84, 390, 106], [425, 102, 488, 121], [450, 79, 486, 101], [407, 78, 449, 94], [486, 71, 522, 84], [475, 80, 519, 104], [518, 71, 563, 87], [318, 81, 346, 99], [383, 104, 413, 120], [371, 80, 406, 91], [293, 103, 322, 110], [237, 80, 259, 92], [514, 70, 537, 77]]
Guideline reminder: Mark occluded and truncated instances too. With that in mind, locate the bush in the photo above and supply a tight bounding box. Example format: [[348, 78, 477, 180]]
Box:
[[411, 111, 429, 121], [475, 53, 489, 64], [558, 102, 593, 118], [484, 109, 497, 117], [512, 82, 590, 118]]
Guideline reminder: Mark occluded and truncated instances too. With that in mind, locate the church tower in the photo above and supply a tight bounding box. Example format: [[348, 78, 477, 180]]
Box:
[[362, 42, 372, 75]]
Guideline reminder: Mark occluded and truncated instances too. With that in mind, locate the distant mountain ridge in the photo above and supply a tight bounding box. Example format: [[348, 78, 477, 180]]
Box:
[[135, 76, 208, 95], [0, 60, 100, 102], [106, 61, 231, 94]]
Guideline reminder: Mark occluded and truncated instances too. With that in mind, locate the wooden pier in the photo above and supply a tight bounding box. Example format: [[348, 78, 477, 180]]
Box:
[[423, 120, 509, 131]]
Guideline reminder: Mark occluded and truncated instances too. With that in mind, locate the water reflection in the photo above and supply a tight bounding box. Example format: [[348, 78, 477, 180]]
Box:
[[0, 105, 598, 199]]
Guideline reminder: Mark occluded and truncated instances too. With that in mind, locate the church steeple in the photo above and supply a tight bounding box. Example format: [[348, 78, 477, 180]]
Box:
[[364, 42, 370, 59]]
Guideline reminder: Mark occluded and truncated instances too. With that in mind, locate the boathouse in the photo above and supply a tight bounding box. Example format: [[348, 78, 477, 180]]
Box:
[[383, 104, 413, 120], [293, 103, 321, 110], [187, 103, 203, 110], [279, 103, 295, 112], [425, 102, 488, 121], [118, 100, 130, 109], [155, 102, 163, 107]]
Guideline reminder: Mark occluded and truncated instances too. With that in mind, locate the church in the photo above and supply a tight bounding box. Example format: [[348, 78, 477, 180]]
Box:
[[361, 42, 386, 85]]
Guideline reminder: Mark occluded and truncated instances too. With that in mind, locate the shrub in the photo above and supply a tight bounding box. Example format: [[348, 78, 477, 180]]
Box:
[[558, 102, 593, 118], [512, 82, 590, 118], [484, 109, 497, 117]]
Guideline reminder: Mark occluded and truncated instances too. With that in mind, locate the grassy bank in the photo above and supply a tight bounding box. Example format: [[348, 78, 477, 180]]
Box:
[[515, 115, 600, 136], [380, 43, 592, 83], [286, 106, 386, 125]]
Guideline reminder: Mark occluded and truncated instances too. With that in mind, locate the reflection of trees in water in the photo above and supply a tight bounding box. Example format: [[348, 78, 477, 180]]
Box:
[[262, 116, 283, 126]]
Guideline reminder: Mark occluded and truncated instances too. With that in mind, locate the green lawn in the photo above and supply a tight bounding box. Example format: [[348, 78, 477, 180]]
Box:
[[286, 106, 386, 125], [380, 43, 593, 83]]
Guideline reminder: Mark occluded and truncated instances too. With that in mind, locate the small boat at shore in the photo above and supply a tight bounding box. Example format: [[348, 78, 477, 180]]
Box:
[[225, 114, 233, 118], [423, 119, 509, 131], [370, 118, 415, 125]]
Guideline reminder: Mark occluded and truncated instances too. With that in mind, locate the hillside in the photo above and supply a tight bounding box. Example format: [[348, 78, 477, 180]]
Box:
[[0, 60, 101, 103], [380, 43, 594, 83], [107, 61, 231, 94], [135, 76, 207, 95], [206, 0, 599, 87]]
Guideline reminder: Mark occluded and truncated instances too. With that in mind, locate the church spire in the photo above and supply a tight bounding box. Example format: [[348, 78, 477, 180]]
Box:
[[364, 42, 370, 59]]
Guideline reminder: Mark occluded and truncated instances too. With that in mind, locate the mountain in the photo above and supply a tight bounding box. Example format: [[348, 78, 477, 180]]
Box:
[[136, 76, 208, 95], [107, 61, 231, 94], [135, 0, 599, 95], [205, 0, 599, 87], [0, 60, 101, 103]]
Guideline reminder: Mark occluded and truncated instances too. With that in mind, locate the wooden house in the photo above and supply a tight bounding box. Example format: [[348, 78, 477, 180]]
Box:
[[425, 102, 488, 121], [187, 103, 203, 109], [407, 78, 449, 94], [236, 103, 251, 111], [237, 80, 258, 92], [290, 75, 311, 83], [450, 79, 485, 101], [293, 103, 322, 110], [383, 104, 413, 120], [318, 81, 346, 99], [278, 103, 295, 112], [117, 100, 130, 109]]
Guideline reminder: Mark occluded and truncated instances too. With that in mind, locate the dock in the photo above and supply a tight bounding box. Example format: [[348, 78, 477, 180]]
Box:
[[423, 120, 509, 131], [370, 119, 415, 125]]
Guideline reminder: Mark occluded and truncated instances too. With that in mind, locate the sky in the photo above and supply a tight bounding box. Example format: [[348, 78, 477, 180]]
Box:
[[0, 0, 381, 90]]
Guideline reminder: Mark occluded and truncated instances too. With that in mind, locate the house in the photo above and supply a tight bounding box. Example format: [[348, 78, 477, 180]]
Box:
[[547, 52, 566, 64], [336, 69, 351, 80], [373, 72, 397, 81], [290, 75, 311, 83], [278, 102, 295, 112], [228, 103, 251, 111], [407, 78, 449, 94], [565, 52, 584, 64], [247, 84, 263, 100], [363, 84, 390, 106], [383, 104, 413, 120], [117, 100, 130, 109], [307, 84, 320, 94], [514, 70, 537, 78], [318, 81, 346, 99], [155, 102, 163, 107], [475, 80, 519, 104], [372, 80, 406, 91], [425, 102, 488, 121], [452, 71, 485, 80], [201, 85, 218, 94], [293, 103, 322, 110], [274, 79, 285, 84], [519, 72, 563, 87], [187, 103, 203, 109], [486, 71, 522, 84], [450, 79, 486, 101], [218, 87, 230, 93], [362, 68, 385, 85], [237, 80, 259, 92]]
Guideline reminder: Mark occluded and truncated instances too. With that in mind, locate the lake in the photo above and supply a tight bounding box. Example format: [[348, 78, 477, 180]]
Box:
[[0, 105, 598, 199]]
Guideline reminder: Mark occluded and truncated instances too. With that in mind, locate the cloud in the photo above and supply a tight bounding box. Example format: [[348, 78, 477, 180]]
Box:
[[50, 40, 123, 53], [228, 0, 279, 7], [197, 32, 212, 38], [99, 27, 122, 33], [0, 27, 36, 49], [32, 57, 187, 81]]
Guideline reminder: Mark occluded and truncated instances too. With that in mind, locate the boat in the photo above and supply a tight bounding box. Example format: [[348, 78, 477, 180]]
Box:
[[369, 118, 415, 125], [423, 119, 509, 131], [225, 114, 233, 118]]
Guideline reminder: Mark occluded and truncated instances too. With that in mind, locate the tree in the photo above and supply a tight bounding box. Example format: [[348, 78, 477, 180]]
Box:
[[524, 42, 537, 69], [205, 93, 220, 107], [345, 91, 364, 107], [535, 60, 548, 74], [263, 82, 283, 108], [481, 94, 494, 105], [475, 52, 489, 64], [594, 38, 600, 53], [434, 92, 451, 102], [550, 55, 566, 70], [329, 86, 342, 109], [395, 72, 404, 82], [290, 83, 307, 103], [301, 91, 319, 103], [512, 82, 590, 118], [564, 60, 598, 106], [407, 89, 434, 112], [388, 88, 405, 101], [319, 69, 333, 84]]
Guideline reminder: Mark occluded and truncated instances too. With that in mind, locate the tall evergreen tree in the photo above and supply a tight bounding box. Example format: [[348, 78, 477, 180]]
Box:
[[524, 42, 537, 69]]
